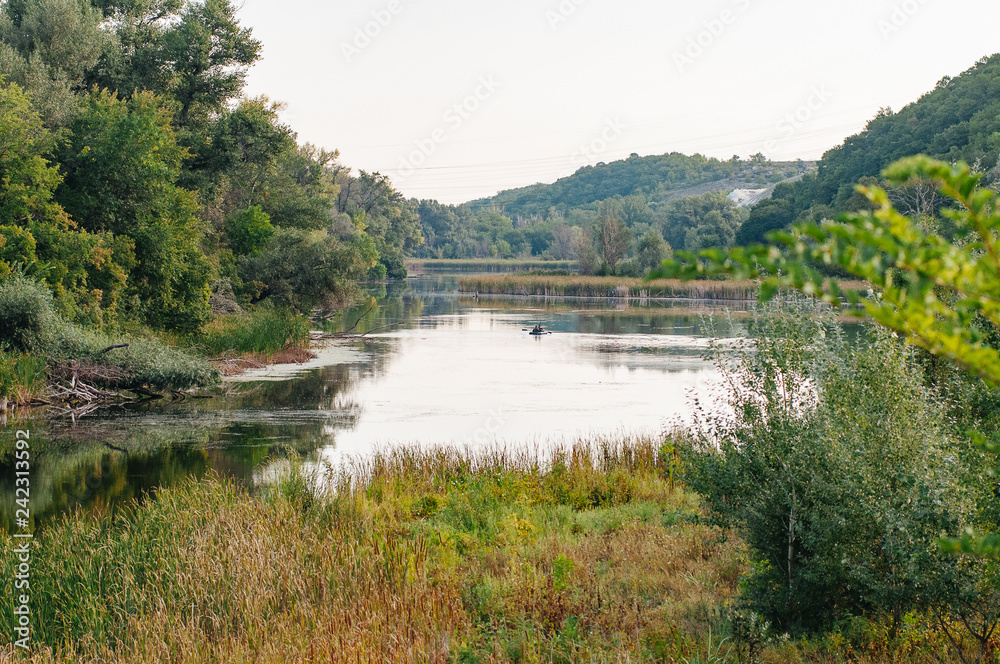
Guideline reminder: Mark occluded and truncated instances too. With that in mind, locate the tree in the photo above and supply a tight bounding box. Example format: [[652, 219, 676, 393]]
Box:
[[654, 155, 1000, 556], [0, 80, 125, 321], [636, 228, 669, 273], [0, 0, 107, 125], [735, 198, 794, 246], [56, 88, 211, 331], [686, 306, 970, 632], [224, 205, 272, 256], [165, 0, 260, 125], [660, 191, 742, 250], [597, 201, 631, 273]]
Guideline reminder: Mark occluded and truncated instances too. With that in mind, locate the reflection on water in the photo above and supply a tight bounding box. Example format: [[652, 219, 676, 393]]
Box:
[[2, 274, 762, 527]]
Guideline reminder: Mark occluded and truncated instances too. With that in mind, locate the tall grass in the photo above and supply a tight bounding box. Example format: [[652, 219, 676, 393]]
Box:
[[0, 352, 46, 406], [0, 434, 967, 663], [0, 435, 743, 663], [192, 307, 311, 357], [460, 274, 870, 301]]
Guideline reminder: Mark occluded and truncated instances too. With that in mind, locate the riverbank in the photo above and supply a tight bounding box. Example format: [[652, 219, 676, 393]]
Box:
[[460, 274, 871, 301], [0, 436, 731, 662], [0, 436, 973, 663], [0, 276, 318, 410]]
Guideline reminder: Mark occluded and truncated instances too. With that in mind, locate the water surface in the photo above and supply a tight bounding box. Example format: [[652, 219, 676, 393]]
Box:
[[1, 275, 751, 527]]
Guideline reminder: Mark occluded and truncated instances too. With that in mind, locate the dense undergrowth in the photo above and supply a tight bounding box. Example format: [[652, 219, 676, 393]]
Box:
[[0, 276, 218, 394]]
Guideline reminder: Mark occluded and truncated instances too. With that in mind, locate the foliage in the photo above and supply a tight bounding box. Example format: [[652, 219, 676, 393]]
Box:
[[735, 198, 795, 246], [57, 88, 211, 331], [657, 157, 1000, 388], [0, 274, 217, 388], [736, 55, 1000, 238], [636, 228, 671, 274], [223, 205, 273, 256], [468, 153, 805, 220], [684, 305, 974, 633], [661, 191, 745, 251], [239, 228, 375, 313], [0, 0, 418, 337]]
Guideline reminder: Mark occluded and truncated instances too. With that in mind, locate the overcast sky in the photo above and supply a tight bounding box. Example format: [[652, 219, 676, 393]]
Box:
[[237, 0, 999, 204]]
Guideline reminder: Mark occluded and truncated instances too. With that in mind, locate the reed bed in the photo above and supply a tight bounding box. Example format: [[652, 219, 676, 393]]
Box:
[[459, 274, 871, 302], [408, 259, 578, 274], [0, 435, 969, 663], [192, 307, 311, 358]]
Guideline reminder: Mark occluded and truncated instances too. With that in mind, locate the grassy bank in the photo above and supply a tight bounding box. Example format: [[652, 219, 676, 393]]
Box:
[[408, 259, 579, 274], [460, 274, 871, 301], [0, 436, 978, 663], [0, 436, 740, 662], [183, 307, 312, 361]]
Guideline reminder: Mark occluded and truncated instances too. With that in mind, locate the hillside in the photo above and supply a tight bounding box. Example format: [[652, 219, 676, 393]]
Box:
[[737, 53, 1000, 244], [468, 154, 814, 219]]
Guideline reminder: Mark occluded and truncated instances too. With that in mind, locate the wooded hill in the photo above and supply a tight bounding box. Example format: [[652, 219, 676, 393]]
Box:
[[737, 53, 1000, 245], [469, 154, 812, 220]]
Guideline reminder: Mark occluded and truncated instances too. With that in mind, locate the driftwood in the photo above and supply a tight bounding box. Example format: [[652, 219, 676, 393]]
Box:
[[99, 343, 130, 354]]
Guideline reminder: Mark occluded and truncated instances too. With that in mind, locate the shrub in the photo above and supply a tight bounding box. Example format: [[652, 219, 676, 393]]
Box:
[[0, 274, 61, 353], [0, 275, 218, 389], [685, 305, 973, 633]]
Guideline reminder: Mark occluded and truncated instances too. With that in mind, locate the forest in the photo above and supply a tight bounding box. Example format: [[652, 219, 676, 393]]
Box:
[[0, 0, 423, 337]]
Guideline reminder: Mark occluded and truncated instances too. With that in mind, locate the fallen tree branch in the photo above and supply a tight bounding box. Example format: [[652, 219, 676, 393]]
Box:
[[99, 344, 130, 354]]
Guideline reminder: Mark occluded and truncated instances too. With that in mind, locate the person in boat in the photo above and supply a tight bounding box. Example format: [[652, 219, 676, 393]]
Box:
[[532, 325, 544, 334]]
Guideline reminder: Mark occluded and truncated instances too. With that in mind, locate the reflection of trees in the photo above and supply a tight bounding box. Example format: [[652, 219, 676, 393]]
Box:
[[0, 333, 400, 530]]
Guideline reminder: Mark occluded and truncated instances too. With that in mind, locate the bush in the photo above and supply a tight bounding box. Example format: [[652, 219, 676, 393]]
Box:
[[685, 305, 973, 633], [0, 275, 218, 389], [0, 274, 61, 353]]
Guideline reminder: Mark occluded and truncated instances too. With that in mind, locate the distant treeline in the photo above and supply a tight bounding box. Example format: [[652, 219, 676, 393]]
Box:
[[410, 157, 810, 276]]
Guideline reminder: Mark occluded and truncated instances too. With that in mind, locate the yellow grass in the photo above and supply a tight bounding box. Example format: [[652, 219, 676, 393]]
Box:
[[459, 274, 871, 301]]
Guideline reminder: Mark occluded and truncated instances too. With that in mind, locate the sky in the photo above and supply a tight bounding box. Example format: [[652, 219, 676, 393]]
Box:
[[237, 0, 1000, 204]]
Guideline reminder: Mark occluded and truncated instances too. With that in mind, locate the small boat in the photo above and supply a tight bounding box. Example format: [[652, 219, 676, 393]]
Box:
[[527, 325, 551, 336]]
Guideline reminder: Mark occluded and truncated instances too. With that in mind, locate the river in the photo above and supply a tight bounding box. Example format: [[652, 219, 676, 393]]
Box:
[[1, 274, 753, 528]]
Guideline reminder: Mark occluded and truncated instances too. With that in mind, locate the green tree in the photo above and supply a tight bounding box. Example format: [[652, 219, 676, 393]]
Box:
[[0, 80, 125, 321], [735, 198, 794, 246], [686, 306, 970, 632], [597, 201, 631, 273], [0, 0, 106, 125], [636, 228, 669, 273], [224, 206, 272, 256], [57, 88, 211, 330], [164, 0, 260, 125]]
